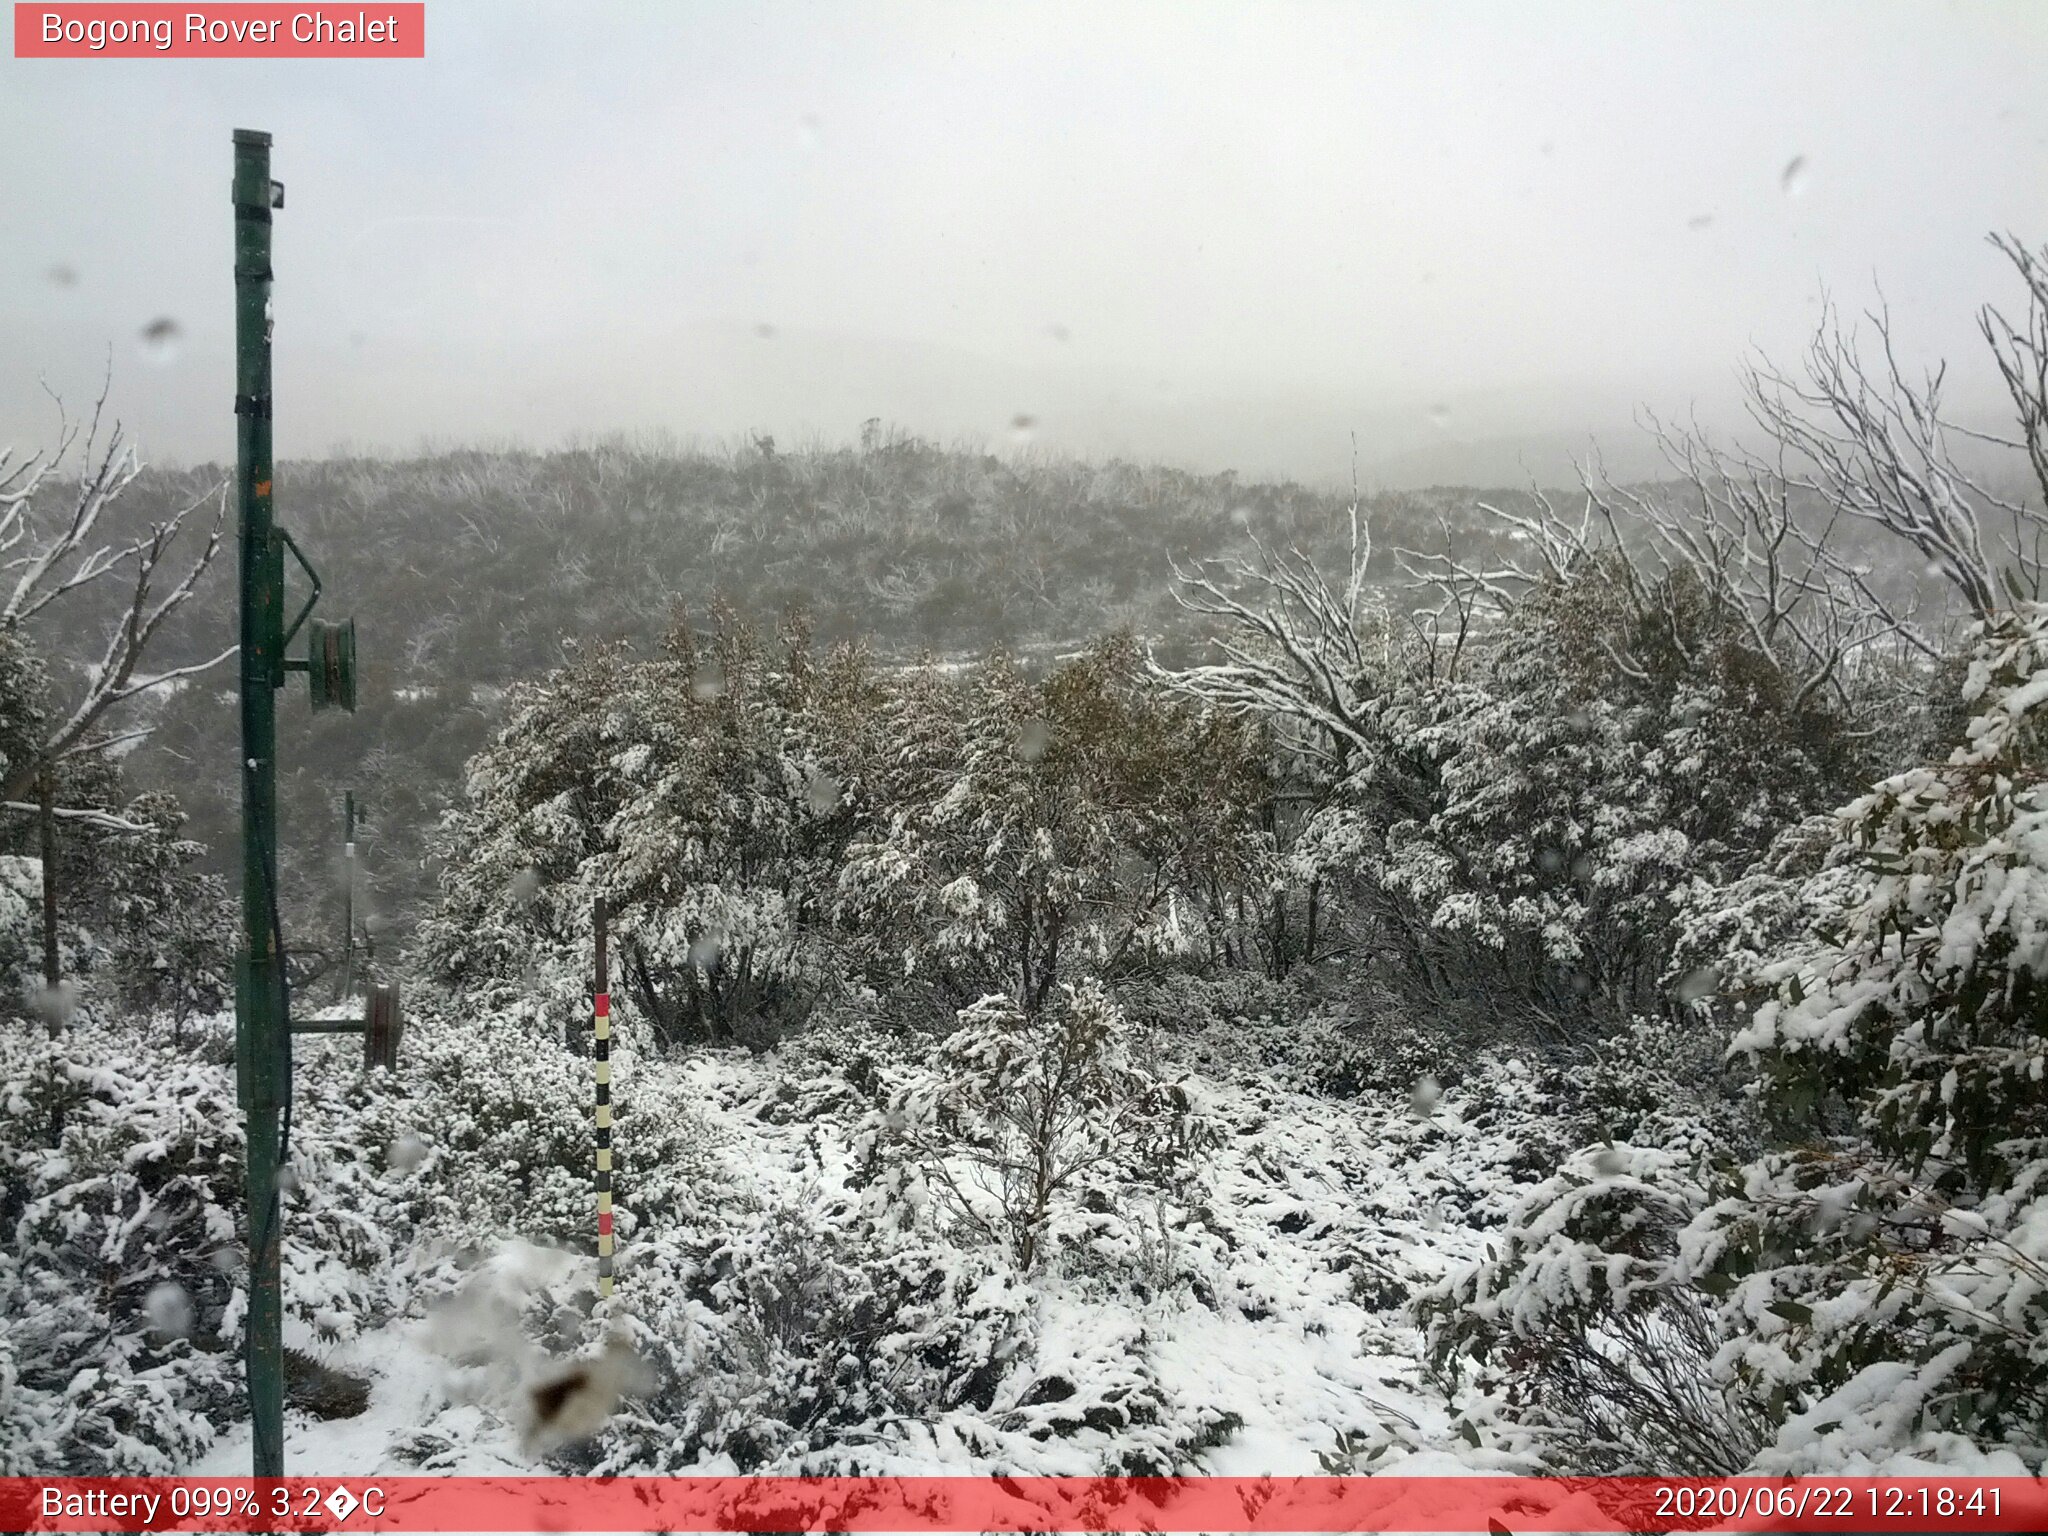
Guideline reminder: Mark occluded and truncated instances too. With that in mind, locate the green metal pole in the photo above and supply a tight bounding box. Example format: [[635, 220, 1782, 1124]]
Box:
[[233, 126, 287, 1480]]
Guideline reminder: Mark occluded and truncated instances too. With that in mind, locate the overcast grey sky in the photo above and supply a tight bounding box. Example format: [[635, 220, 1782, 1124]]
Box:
[[2, 0, 2044, 484]]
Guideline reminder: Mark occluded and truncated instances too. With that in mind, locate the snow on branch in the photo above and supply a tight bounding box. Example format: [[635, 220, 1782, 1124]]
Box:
[[1150, 443, 1386, 776], [0, 800, 154, 835], [1976, 232, 2048, 541], [1396, 408, 1945, 709], [0, 379, 234, 804], [1742, 237, 2048, 620]]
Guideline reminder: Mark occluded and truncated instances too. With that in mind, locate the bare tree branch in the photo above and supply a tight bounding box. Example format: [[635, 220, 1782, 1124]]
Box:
[[0, 389, 235, 805], [1740, 254, 2048, 619], [1149, 462, 1387, 779]]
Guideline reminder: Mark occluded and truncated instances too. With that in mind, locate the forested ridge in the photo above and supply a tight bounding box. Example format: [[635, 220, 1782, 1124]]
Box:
[[60, 434, 1532, 953]]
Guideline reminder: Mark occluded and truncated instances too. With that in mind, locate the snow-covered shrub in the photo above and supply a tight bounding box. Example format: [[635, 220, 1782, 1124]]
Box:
[[585, 1201, 1032, 1473], [1176, 532, 1881, 1052], [0, 1021, 405, 1473], [416, 638, 638, 1025], [588, 614, 882, 1049], [93, 793, 236, 1035], [426, 623, 1281, 1049], [1666, 812, 1857, 1034], [1118, 969, 1299, 1038], [1124, 974, 1462, 1105], [341, 1004, 723, 1249], [1419, 1142, 1767, 1474], [754, 999, 906, 1125], [0, 854, 39, 1010], [857, 982, 1221, 1270], [1695, 603, 2048, 1470], [0, 1029, 242, 1473], [984, 1309, 1246, 1477], [1424, 606, 2048, 1477], [1568, 1014, 1758, 1157], [422, 614, 876, 1050], [0, 991, 733, 1474], [1312, 1018, 1461, 1100]]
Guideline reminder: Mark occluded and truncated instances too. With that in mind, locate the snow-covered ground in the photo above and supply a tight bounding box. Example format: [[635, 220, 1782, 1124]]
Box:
[[184, 1037, 1529, 1478]]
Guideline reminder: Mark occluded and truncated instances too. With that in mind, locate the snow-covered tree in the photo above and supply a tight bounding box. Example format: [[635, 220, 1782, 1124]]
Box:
[[1702, 602, 2048, 1466], [838, 636, 1272, 1019], [91, 793, 234, 1038], [1169, 531, 1875, 1047], [417, 636, 641, 1027], [587, 612, 881, 1047], [0, 391, 229, 810], [422, 610, 883, 1047], [1426, 605, 2048, 1477]]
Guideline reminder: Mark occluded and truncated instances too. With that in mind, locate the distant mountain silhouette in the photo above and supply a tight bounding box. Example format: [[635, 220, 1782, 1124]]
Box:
[[1358, 430, 1675, 492]]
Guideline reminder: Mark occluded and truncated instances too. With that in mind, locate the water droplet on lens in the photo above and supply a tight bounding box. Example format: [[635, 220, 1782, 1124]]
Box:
[[1779, 155, 1808, 196], [1046, 323, 1070, 343], [143, 1282, 194, 1339], [691, 660, 726, 701], [507, 867, 541, 908], [138, 316, 182, 365], [46, 263, 78, 287], [1687, 213, 1714, 230], [31, 983, 76, 1027], [1674, 966, 1720, 1004], [388, 1132, 430, 1172], [753, 322, 777, 340], [688, 928, 726, 969], [806, 769, 841, 815], [1426, 403, 1451, 430], [1016, 717, 1052, 761], [1409, 1074, 1442, 1117]]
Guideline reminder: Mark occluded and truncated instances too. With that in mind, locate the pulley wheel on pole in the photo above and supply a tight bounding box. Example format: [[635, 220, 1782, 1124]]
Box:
[[308, 617, 358, 712]]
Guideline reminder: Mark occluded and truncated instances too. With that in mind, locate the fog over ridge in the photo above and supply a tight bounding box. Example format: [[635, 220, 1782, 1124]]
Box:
[[2, 0, 2042, 485]]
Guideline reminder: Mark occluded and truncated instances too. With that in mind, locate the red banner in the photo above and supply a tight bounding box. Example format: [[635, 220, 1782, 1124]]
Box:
[[4, 1476, 2046, 1532], [13, 4, 424, 58]]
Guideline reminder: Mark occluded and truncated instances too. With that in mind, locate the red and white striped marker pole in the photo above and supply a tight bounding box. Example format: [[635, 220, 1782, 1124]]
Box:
[[593, 897, 614, 1297]]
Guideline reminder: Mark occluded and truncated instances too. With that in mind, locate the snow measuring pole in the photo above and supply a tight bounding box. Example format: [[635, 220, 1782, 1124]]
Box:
[[594, 897, 615, 1297], [233, 128, 361, 1478]]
